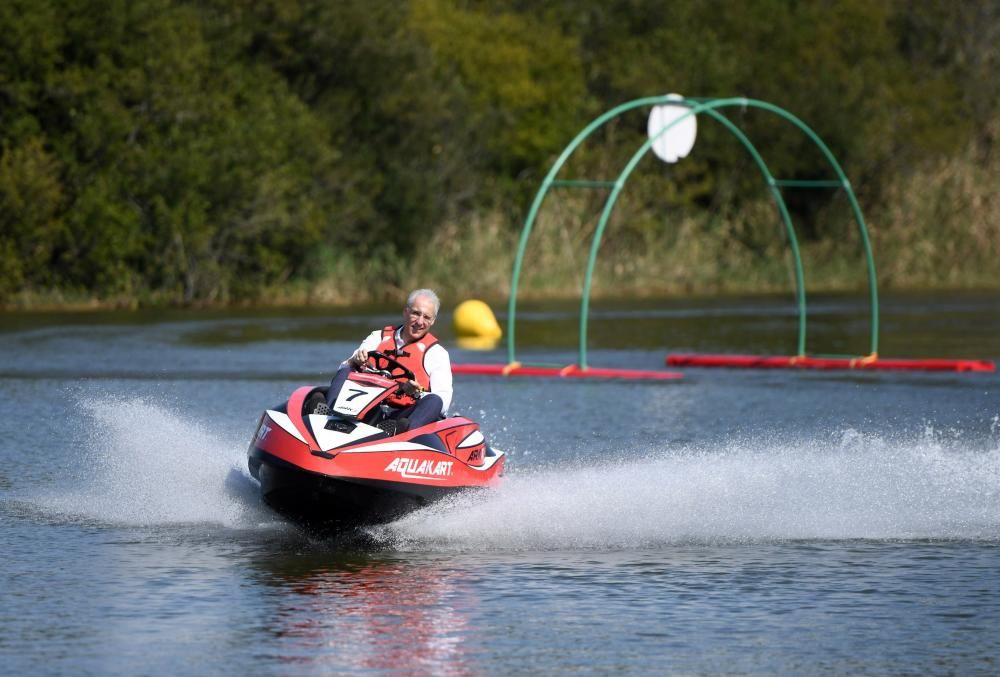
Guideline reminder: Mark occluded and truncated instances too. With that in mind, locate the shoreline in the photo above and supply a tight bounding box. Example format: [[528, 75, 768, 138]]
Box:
[[4, 282, 999, 315]]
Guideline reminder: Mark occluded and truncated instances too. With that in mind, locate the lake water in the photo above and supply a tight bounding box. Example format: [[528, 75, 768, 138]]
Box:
[[2, 293, 999, 674]]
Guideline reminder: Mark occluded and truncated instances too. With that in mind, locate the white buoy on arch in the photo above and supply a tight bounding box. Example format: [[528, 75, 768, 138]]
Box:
[[646, 93, 697, 163]]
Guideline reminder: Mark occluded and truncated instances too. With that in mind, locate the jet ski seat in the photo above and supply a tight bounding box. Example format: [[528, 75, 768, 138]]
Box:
[[305, 390, 328, 416]]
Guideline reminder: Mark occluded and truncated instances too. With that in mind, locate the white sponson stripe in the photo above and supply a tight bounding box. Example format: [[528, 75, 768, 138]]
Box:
[[267, 410, 307, 443], [340, 441, 440, 454], [457, 430, 485, 448]]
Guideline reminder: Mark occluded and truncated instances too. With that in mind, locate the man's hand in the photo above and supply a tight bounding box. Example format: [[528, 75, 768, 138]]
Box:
[[349, 349, 368, 368], [399, 380, 424, 398]]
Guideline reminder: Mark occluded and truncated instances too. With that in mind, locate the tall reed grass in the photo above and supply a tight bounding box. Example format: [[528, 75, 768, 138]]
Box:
[[868, 122, 999, 290], [387, 121, 1000, 306]]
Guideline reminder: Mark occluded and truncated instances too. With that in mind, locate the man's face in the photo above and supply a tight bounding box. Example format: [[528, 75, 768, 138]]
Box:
[[402, 296, 436, 342]]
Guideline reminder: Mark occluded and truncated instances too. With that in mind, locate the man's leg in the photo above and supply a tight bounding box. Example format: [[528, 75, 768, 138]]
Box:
[[399, 394, 443, 430], [325, 363, 352, 408]]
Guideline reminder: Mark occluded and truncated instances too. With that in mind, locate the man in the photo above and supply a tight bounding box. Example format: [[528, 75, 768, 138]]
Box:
[[324, 288, 453, 431]]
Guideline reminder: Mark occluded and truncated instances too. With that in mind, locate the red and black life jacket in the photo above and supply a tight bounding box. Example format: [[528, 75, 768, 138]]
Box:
[[370, 325, 439, 407]]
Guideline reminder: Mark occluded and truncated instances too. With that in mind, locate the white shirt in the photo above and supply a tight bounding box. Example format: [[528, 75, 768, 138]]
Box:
[[350, 328, 453, 414]]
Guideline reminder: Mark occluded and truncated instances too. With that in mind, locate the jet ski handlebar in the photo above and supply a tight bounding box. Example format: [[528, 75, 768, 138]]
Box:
[[363, 350, 417, 384]]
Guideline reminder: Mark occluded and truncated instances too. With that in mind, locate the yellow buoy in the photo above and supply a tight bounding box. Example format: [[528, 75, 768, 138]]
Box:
[[453, 299, 502, 350]]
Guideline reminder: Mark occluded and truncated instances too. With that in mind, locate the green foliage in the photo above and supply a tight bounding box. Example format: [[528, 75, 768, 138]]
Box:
[[0, 0, 996, 305], [412, 0, 589, 174], [2, 0, 351, 302], [0, 137, 64, 295]]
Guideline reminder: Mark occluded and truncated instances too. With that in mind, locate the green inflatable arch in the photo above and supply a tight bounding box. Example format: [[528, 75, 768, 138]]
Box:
[[506, 96, 879, 369]]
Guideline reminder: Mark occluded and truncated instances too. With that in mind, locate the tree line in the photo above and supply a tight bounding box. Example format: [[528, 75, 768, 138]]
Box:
[[1, 0, 996, 306]]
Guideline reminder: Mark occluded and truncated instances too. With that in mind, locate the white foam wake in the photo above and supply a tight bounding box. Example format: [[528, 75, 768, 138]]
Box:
[[40, 395, 269, 528], [372, 428, 1000, 551]]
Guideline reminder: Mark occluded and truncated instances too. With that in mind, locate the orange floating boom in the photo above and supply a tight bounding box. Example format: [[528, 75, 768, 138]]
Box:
[[665, 353, 996, 373], [453, 363, 684, 380]]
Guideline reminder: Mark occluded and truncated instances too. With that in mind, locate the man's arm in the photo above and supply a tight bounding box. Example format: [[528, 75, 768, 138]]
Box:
[[345, 330, 382, 368], [424, 344, 453, 414]]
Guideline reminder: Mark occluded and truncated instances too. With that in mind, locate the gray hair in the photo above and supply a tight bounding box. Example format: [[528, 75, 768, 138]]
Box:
[[406, 288, 440, 316]]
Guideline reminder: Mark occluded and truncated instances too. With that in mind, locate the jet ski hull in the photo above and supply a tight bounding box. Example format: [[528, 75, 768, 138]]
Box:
[[248, 385, 505, 532], [250, 449, 463, 530]]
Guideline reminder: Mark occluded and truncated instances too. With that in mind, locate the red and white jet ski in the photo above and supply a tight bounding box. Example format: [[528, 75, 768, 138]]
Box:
[[248, 351, 505, 531]]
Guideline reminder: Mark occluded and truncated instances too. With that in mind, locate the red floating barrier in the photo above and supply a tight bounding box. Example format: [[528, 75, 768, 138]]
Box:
[[665, 353, 997, 373], [453, 363, 684, 380]]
